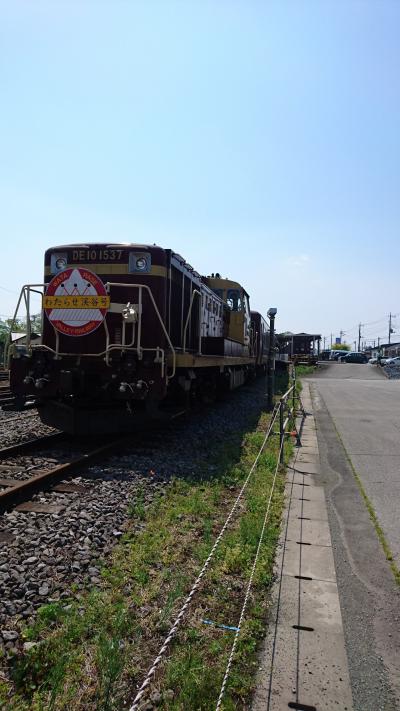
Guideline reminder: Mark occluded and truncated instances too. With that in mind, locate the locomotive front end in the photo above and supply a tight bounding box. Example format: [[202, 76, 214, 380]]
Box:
[[8, 244, 174, 433]]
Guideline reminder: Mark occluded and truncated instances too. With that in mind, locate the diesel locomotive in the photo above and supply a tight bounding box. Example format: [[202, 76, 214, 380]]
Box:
[[7, 244, 271, 434]]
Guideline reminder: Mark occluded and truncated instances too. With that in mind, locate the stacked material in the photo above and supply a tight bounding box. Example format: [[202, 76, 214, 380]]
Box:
[[383, 364, 400, 379]]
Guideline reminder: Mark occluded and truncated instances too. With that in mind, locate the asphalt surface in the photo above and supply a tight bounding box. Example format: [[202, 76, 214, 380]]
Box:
[[307, 362, 400, 710], [309, 362, 400, 564]]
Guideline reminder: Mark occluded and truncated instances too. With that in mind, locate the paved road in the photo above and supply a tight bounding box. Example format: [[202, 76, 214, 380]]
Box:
[[309, 362, 400, 564], [306, 362, 400, 710]]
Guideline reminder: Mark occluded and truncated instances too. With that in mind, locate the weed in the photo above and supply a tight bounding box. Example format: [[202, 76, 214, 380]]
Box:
[[127, 486, 146, 520], [295, 364, 316, 377], [95, 607, 128, 711]]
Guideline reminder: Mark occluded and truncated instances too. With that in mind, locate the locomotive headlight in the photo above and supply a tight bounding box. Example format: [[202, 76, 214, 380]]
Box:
[[56, 257, 67, 270], [136, 257, 147, 270], [129, 251, 151, 273]]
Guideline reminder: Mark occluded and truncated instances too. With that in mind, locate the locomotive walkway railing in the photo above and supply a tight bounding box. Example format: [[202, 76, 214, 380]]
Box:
[[4, 282, 177, 383], [105, 282, 176, 381], [4, 284, 45, 368]]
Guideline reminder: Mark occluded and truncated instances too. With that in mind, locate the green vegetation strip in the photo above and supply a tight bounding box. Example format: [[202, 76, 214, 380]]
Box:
[[1, 411, 293, 711], [295, 364, 316, 378], [331, 417, 400, 586]]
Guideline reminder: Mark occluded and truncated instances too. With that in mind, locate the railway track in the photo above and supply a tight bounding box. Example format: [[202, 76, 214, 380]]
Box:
[[0, 376, 272, 705], [0, 383, 13, 407], [0, 373, 36, 410], [0, 393, 37, 410], [0, 410, 182, 628], [0, 433, 129, 514]]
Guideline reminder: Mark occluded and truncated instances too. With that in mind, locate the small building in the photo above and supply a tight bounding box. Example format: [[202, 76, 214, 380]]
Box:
[[277, 332, 321, 362], [386, 342, 400, 357], [368, 341, 400, 358]]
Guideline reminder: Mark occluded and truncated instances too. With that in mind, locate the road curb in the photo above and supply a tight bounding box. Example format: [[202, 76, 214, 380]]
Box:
[[252, 383, 353, 711]]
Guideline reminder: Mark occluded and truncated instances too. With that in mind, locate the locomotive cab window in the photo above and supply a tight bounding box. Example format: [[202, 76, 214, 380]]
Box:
[[128, 252, 151, 273], [227, 289, 241, 311]]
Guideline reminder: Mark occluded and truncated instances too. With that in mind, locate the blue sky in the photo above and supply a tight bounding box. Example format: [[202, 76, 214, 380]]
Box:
[[1, 0, 399, 346]]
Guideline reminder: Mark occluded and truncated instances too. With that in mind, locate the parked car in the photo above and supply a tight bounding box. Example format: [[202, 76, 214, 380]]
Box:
[[369, 357, 378, 364], [331, 350, 350, 361], [385, 356, 400, 366], [342, 352, 368, 363]]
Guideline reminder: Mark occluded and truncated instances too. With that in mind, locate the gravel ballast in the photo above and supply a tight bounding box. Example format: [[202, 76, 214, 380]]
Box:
[[0, 379, 270, 655]]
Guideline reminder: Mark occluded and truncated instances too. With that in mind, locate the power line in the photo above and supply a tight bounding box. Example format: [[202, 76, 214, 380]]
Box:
[[0, 284, 18, 294]]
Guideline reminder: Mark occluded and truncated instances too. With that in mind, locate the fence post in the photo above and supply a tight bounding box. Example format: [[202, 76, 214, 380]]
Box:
[[279, 399, 284, 464], [292, 373, 296, 415]]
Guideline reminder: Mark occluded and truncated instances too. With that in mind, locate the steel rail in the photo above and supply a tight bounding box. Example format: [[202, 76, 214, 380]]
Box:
[[0, 432, 64, 461], [0, 435, 129, 514]]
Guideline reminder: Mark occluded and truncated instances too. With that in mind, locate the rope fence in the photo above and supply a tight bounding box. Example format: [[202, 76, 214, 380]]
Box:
[[129, 371, 304, 710]]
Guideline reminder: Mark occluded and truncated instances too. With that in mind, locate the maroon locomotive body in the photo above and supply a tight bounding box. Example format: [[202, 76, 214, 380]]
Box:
[[8, 244, 271, 433], [250, 311, 270, 371]]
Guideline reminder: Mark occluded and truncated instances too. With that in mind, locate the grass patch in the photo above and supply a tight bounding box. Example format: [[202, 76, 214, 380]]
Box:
[[1, 391, 294, 710], [330, 418, 400, 586], [295, 364, 316, 378]]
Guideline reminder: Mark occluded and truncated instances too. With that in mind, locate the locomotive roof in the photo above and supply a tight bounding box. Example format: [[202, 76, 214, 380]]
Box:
[[46, 243, 164, 250], [203, 275, 250, 297]]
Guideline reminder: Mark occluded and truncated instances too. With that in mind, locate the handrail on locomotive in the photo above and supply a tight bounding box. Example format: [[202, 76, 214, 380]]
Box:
[[182, 289, 202, 355], [5, 281, 176, 383]]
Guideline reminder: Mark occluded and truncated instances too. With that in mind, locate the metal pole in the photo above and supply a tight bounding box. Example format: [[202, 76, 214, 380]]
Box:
[[389, 313, 392, 345], [267, 309, 277, 410], [292, 381, 296, 418], [279, 400, 284, 464], [291, 365, 296, 414]]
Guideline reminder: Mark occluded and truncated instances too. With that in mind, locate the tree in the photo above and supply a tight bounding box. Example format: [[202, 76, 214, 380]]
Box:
[[0, 320, 10, 361], [0, 320, 9, 346], [30, 314, 42, 335], [331, 343, 350, 351], [0, 315, 42, 358]]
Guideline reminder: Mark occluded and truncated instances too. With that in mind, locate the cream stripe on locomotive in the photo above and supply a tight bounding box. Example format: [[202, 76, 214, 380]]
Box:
[[44, 264, 168, 277]]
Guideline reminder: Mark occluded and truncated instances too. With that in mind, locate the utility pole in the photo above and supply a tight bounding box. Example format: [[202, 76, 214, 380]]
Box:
[[323, 336, 326, 350], [358, 323, 362, 351], [378, 337, 380, 349], [353, 340, 356, 351], [389, 312, 393, 345], [330, 333, 333, 348]]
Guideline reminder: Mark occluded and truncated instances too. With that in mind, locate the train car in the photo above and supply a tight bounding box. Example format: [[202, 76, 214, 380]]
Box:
[[250, 311, 270, 372], [7, 244, 267, 434]]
